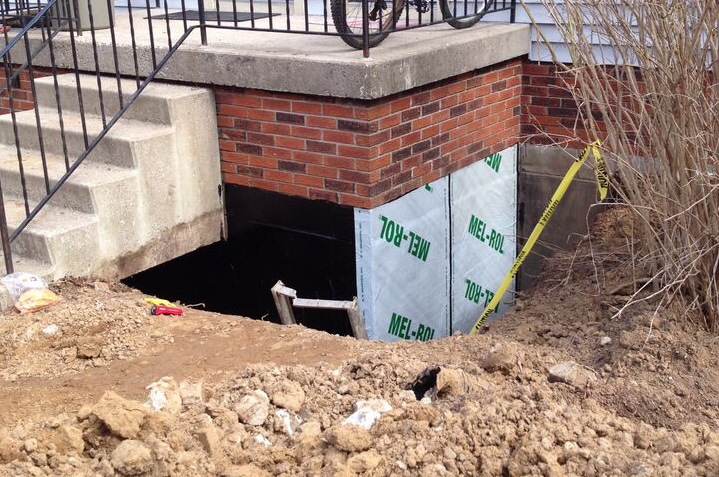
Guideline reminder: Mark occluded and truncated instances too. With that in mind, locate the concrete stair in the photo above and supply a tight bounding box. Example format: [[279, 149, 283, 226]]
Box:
[[0, 74, 224, 283]]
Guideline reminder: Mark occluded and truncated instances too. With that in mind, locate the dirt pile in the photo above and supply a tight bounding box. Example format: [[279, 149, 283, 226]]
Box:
[[0, 280, 173, 382], [1, 208, 719, 475], [2, 342, 719, 476]]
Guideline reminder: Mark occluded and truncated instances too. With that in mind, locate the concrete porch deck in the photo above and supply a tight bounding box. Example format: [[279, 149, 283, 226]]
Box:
[[27, 10, 529, 98]]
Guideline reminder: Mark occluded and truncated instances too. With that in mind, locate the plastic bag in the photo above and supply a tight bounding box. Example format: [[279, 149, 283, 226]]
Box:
[[1, 272, 61, 313], [16, 288, 61, 313]]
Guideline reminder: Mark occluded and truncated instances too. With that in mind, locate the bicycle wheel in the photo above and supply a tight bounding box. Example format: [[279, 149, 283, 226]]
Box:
[[331, 0, 405, 49], [439, 0, 493, 28]]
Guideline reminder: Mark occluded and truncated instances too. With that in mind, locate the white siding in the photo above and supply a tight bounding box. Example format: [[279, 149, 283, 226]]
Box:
[[499, 0, 625, 63]]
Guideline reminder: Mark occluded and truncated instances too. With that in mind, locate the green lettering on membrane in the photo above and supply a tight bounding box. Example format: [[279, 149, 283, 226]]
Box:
[[487, 230, 505, 254], [379, 215, 387, 239], [464, 277, 484, 304], [393, 224, 404, 247], [408, 231, 418, 256], [416, 239, 430, 261], [407, 232, 431, 262], [416, 324, 426, 340], [468, 215, 481, 237], [485, 153, 502, 173], [388, 312, 436, 342], [388, 312, 402, 336], [399, 316, 410, 338]]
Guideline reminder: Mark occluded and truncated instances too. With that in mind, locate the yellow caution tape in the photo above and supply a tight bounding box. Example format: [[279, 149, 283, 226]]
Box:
[[145, 297, 174, 307], [593, 142, 608, 201], [470, 140, 606, 334]]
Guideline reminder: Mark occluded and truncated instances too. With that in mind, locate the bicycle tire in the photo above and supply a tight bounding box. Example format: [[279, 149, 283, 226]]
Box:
[[439, 0, 493, 29], [331, 0, 405, 49]]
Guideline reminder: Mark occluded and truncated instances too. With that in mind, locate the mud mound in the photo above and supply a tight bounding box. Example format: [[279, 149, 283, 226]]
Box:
[[2, 345, 718, 476], [1, 208, 719, 475], [0, 279, 173, 382]]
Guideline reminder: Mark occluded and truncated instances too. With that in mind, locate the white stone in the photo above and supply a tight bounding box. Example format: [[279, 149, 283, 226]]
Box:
[[548, 361, 598, 388], [234, 390, 270, 426], [275, 409, 300, 436], [145, 377, 182, 414], [343, 399, 392, 430]]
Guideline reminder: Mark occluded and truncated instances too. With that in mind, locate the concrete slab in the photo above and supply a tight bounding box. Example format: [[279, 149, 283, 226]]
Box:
[[20, 13, 529, 99]]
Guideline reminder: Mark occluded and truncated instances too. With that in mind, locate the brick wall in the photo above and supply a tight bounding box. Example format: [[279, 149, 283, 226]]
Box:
[[521, 61, 601, 148], [217, 59, 523, 209], [0, 70, 43, 114]]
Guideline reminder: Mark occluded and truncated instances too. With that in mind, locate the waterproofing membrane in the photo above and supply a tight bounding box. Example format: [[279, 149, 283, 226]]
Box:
[[355, 145, 518, 341], [450, 145, 518, 333], [354, 179, 450, 342]]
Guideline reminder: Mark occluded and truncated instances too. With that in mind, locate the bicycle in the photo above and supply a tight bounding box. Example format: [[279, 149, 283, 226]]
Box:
[[331, 0, 495, 49]]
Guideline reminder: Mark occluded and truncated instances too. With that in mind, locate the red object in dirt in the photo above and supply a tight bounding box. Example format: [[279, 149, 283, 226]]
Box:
[[151, 305, 184, 316]]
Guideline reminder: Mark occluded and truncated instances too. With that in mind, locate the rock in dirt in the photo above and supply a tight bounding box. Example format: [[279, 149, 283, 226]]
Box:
[[548, 361, 598, 388], [234, 390, 270, 426], [0, 429, 21, 463], [298, 420, 322, 438], [324, 424, 372, 452], [480, 342, 518, 374], [145, 376, 182, 414], [111, 439, 153, 476], [22, 438, 37, 454], [76, 336, 104, 359], [267, 379, 305, 412], [343, 399, 392, 429], [194, 414, 222, 458], [92, 391, 149, 439], [347, 450, 382, 472], [179, 379, 204, 412], [436, 368, 491, 396], [274, 409, 301, 436], [40, 424, 84, 455], [221, 464, 271, 477]]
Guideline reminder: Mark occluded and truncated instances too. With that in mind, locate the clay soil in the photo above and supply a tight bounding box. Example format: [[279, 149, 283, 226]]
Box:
[[2, 208, 719, 476]]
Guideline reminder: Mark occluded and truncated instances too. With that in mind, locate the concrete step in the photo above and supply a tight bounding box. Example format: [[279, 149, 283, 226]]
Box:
[[0, 253, 55, 281], [0, 107, 175, 168], [0, 73, 222, 286], [32, 74, 203, 125], [2, 197, 101, 279], [0, 144, 137, 214]]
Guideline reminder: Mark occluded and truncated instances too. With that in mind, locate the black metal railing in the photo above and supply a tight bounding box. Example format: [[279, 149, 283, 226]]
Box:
[[0, 0, 515, 274]]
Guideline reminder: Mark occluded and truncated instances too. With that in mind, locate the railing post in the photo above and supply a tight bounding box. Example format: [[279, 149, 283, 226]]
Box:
[[361, 0, 369, 57], [0, 185, 13, 275], [198, 0, 207, 45], [509, 0, 516, 23], [70, 0, 82, 34]]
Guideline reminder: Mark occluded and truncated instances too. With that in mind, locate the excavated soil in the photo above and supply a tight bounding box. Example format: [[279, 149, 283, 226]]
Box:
[[1, 208, 719, 476]]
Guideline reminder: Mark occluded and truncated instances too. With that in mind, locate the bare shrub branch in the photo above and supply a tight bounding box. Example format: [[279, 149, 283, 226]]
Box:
[[526, 0, 719, 329]]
